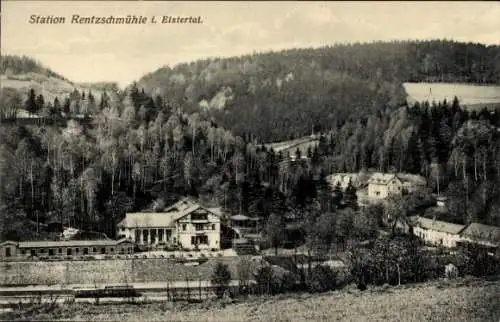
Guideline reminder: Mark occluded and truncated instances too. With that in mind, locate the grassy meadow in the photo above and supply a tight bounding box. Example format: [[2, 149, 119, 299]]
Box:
[[2, 278, 499, 322], [403, 82, 500, 109]]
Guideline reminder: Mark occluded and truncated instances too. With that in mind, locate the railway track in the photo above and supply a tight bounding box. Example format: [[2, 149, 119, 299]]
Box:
[[0, 281, 246, 306]]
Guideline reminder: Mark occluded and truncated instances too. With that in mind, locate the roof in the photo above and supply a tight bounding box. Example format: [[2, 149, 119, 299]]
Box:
[[0, 241, 18, 246], [207, 207, 225, 218], [13, 238, 132, 248], [460, 223, 500, 244], [164, 197, 199, 212], [231, 214, 261, 221], [367, 173, 397, 185], [118, 205, 200, 228], [327, 173, 360, 186], [410, 216, 465, 235], [118, 198, 223, 228], [367, 172, 426, 186], [395, 173, 427, 186]]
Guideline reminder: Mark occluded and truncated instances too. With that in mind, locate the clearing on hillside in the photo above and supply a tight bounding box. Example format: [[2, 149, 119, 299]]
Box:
[[403, 82, 500, 110]]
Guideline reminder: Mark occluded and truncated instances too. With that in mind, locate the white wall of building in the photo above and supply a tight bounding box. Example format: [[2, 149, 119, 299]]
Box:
[[177, 211, 220, 250], [368, 183, 389, 199], [414, 226, 462, 248], [118, 207, 222, 250]]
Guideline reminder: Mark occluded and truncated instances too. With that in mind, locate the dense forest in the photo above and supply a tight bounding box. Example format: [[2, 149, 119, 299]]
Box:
[[1, 40, 500, 247], [137, 40, 500, 142]]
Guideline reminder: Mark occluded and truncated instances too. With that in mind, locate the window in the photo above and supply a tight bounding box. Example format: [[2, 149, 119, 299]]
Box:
[[212, 224, 216, 230], [40, 249, 46, 253], [120, 248, 125, 254], [375, 191, 380, 196], [195, 223, 204, 231], [143, 230, 149, 243], [67, 249, 72, 256], [101, 247, 106, 254], [191, 212, 208, 221], [191, 235, 209, 245], [199, 235, 208, 245], [83, 248, 89, 255], [158, 229, 164, 241], [110, 248, 114, 253], [31, 249, 36, 257], [92, 248, 97, 253], [5, 247, 11, 257], [49, 249, 54, 256], [58, 248, 62, 254], [75, 248, 79, 254], [21, 249, 26, 255], [150, 229, 157, 242], [135, 230, 141, 242], [182, 224, 187, 231]]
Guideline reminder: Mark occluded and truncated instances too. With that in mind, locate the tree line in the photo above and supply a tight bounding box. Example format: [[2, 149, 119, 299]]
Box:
[[1, 82, 500, 243]]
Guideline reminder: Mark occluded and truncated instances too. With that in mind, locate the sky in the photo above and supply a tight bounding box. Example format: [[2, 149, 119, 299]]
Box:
[[1, 1, 499, 88]]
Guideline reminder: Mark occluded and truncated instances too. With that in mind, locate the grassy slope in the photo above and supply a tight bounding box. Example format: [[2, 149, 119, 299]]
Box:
[[4, 278, 498, 322], [75, 280, 500, 322], [403, 82, 500, 110], [0, 74, 119, 107]]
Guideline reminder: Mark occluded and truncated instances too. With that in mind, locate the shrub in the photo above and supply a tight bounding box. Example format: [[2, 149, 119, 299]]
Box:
[[308, 265, 337, 293], [254, 266, 296, 295], [211, 261, 232, 299]]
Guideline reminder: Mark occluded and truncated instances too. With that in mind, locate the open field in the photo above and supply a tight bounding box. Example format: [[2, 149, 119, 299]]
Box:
[[2, 278, 499, 321], [404, 82, 500, 109], [263, 136, 319, 157]]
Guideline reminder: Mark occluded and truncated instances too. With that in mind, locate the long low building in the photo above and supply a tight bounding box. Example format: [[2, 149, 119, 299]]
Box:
[[409, 216, 465, 248], [0, 238, 134, 259], [398, 216, 500, 253]]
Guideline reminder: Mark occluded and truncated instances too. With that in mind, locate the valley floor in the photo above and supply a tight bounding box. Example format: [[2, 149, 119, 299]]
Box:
[[2, 278, 500, 322]]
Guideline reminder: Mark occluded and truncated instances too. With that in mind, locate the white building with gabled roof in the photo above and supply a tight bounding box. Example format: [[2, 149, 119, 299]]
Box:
[[409, 216, 466, 248], [117, 197, 222, 250], [367, 172, 426, 199]]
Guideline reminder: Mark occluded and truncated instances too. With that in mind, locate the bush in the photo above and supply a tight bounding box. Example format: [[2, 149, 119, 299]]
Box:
[[254, 266, 297, 295], [211, 261, 232, 299], [308, 265, 337, 293]]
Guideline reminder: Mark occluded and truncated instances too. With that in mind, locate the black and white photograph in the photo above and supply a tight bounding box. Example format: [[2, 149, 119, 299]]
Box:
[[0, 1, 499, 321]]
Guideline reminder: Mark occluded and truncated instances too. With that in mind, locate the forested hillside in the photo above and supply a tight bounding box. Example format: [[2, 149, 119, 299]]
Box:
[[0, 55, 120, 119], [137, 40, 500, 142], [1, 40, 500, 244], [1, 55, 70, 82]]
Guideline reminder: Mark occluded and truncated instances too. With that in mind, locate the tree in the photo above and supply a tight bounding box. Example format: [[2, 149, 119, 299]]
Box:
[[332, 182, 343, 208], [308, 265, 337, 293], [25, 89, 37, 113], [254, 265, 289, 295], [105, 192, 132, 238], [237, 258, 252, 297], [211, 261, 232, 299], [343, 181, 358, 210], [35, 94, 45, 113], [265, 213, 285, 255], [313, 212, 337, 254]]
